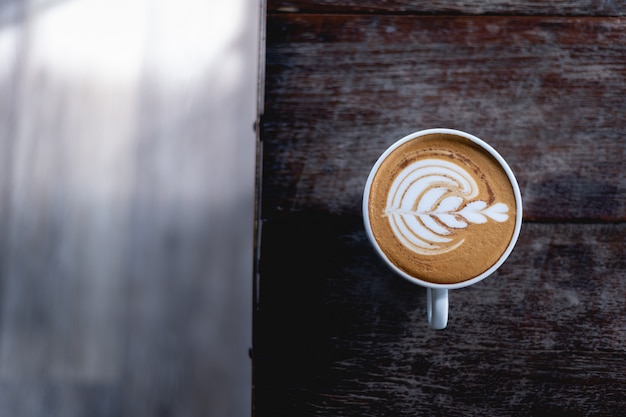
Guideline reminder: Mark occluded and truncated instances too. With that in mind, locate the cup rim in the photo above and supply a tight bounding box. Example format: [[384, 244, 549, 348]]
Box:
[[362, 128, 523, 290]]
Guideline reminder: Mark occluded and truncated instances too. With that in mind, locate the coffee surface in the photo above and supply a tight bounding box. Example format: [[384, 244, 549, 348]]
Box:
[[367, 133, 517, 284]]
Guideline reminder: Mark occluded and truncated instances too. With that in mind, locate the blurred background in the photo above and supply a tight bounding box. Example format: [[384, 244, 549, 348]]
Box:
[[0, 0, 258, 416]]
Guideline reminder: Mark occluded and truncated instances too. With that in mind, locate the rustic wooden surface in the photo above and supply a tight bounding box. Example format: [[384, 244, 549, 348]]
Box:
[[261, 15, 626, 222], [268, 1, 626, 16], [255, 3, 626, 416], [0, 1, 257, 416]]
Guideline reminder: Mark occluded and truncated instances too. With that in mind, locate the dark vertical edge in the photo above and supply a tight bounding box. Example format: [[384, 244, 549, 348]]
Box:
[[252, 0, 267, 415]]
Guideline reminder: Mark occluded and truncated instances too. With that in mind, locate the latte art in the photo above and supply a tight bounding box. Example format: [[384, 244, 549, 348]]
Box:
[[385, 159, 509, 255], [364, 131, 520, 284]]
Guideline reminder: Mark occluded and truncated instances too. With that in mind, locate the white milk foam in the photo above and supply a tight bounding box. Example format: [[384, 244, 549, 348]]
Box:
[[385, 159, 509, 255]]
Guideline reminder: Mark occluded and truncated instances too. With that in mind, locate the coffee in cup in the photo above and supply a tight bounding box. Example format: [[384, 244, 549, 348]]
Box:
[[363, 129, 522, 328]]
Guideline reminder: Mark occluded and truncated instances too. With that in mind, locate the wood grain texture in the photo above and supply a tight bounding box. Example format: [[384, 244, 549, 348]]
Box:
[[256, 9, 626, 417], [268, 0, 626, 16], [261, 15, 626, 221], [255, 218, 626, 417]]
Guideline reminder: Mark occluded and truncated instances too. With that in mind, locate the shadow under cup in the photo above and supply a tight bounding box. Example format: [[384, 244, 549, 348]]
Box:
[[363, 128, 523, 329]]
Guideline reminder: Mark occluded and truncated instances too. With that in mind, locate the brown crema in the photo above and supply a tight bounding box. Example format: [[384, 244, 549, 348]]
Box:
[[367, 133, 517, 284]]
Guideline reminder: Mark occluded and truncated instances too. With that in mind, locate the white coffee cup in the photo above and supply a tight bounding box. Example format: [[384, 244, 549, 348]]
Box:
[[362, 128, 523, 329]]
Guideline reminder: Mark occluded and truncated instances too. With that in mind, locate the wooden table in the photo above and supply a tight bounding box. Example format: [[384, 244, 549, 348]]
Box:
[[254, 1, 626, 416]]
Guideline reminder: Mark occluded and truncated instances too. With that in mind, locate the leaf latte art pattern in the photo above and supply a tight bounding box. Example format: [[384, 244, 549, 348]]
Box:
[[385, 158, 509, 255]]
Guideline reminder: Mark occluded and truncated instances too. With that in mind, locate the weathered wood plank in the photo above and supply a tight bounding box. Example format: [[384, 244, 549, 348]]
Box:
[[268, 0, 626, 16], [261, 15, 626, 222], [254, 218, 626, 417]]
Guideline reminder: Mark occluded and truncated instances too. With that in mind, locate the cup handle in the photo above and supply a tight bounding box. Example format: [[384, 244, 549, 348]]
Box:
[[427, 288, 448, 329]]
